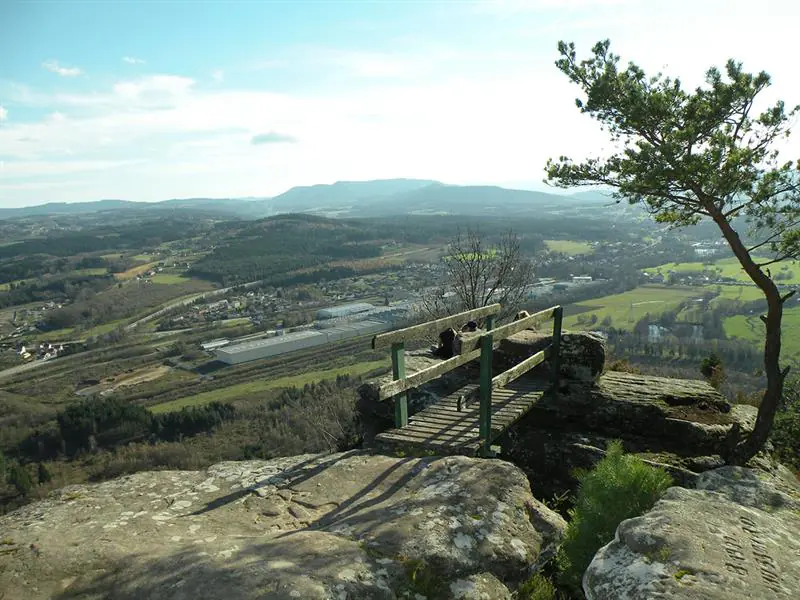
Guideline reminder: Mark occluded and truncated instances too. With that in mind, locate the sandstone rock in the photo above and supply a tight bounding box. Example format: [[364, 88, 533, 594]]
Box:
[[523, 372, 751, 456], [0, 451, 566, 600], [499, 330, 606, 382], [449, 572, 512, 599], [499, 372, 757, 500], [583, 466, 800, 600]]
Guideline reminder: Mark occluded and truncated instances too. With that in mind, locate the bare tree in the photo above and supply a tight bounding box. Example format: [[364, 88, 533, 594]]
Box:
[[421, 228, 534, 321]]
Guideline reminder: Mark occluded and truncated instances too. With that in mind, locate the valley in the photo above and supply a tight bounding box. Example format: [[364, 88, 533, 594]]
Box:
[[0, 179, 796, 515]]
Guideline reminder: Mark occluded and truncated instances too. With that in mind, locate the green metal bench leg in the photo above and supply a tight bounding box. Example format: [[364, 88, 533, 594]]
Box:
[[479, 333, 493, 456], [391, 342, 408, 428], [551, 306, 563, 393]]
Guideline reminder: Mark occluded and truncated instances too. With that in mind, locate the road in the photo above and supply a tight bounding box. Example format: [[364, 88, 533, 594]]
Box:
[[124, 278, 269, 331], [0, 354, 62, 381]]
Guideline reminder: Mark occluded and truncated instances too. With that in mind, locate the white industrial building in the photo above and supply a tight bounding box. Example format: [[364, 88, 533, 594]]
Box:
[[214, 319, 391, 365], [201, 338, 231, 351], [316, 302, 374, 320]]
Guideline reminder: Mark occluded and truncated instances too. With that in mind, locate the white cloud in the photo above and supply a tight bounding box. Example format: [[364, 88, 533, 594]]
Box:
[[122, 56, 145, 65], [41, 60, 83, 77], [0, 105, 7, 122], [112, 74, 195, 100], [211, 69, 224, 83], [4, 0, 799, 206]]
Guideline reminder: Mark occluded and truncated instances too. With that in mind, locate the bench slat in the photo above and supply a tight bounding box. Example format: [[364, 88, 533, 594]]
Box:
[[372, 304, 501, 349], [377, 348, 482, 400]]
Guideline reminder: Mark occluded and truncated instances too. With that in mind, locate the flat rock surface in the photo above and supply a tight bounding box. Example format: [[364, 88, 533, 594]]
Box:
[[584, 466, 800, 600], [521, 371, 755, 456], [0, 451, 565, 600], [499, 330, 606, 381]]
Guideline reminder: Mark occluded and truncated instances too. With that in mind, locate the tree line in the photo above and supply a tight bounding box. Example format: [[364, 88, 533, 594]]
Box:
[[17, 397, 237, 460]]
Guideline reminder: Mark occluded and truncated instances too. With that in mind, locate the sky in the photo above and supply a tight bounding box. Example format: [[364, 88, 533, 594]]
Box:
[[1, 0, 799, 208]]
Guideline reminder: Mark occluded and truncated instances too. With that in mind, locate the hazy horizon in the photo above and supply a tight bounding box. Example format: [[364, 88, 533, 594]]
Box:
[[2, 0, 799, 208], [0, 177, 587, 210]]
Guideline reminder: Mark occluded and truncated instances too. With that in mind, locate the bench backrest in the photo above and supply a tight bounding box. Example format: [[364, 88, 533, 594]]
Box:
[[371, 305, 563, 400], [371, 304, 563, 455], [371, 303, 501, 349]]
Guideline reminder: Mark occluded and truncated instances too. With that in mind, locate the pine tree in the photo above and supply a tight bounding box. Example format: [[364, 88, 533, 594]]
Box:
[[37, 462, 52, 485]]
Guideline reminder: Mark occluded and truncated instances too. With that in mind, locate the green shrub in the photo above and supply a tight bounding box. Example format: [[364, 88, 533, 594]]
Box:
[[770, 377, 800, 471], [700, 353, 725, 390], [557, 441, 673, 596], [37, 463, 52, 484], [518, 573, 557, 600]]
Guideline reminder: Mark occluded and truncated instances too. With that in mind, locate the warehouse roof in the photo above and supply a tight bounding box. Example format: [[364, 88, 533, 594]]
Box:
[[317, 302, 374, 318], [320, 320, 388, 335], [216, 329, 322, 354]]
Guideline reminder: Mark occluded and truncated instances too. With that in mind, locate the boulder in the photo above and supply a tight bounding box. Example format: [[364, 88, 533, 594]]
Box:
[[524, 372, 751, 456], [499, 330, 606, 383], [515, 371, 758, 456], [500, 371, 758, 497], [0, 451, 566, 600], [583, 466, 800, 600]]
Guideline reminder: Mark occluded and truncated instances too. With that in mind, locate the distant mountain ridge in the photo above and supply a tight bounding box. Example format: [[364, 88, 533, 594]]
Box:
[[0, 179, 619, 220]]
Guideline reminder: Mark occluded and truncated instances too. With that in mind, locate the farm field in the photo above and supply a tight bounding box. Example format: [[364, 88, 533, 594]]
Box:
[[150, 273, 189, 284], [724, 305, 800, 363], [709, 285, 764, 303], [643, 256, 800, 284], [545, 240, 593, 255], [150, 358, 389, 413], [115, 261, 159, 280], [562, 285, 703, 330]]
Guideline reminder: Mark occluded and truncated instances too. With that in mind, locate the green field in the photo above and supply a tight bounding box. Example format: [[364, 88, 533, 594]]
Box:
[[709, 285, 764, 303], [150, 273, 188, 284], [149, 359, 389, 414], [545, 240, 593, 255], [75, 268, 109, 276], [563, 285, 704, 330], [724, 305, 800, 363], [644, 256, 800, 284]]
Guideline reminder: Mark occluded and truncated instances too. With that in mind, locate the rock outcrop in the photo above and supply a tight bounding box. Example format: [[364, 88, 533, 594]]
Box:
[[490, 329, 758, 498], [584, 465, 800, 599], [500, 371, 757, 497], [499, 330, 606, 383], [0, 451, 566, 600]]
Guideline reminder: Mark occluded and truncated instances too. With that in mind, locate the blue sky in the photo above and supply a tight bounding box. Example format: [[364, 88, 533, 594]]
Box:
[[1, 0, 799, 207]]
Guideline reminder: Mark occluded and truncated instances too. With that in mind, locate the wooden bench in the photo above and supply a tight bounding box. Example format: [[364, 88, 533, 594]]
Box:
[[370, 304, 563, 456]]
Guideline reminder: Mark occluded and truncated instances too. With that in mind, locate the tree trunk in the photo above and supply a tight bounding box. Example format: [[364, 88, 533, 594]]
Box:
[[710, 210, 785, 464]]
